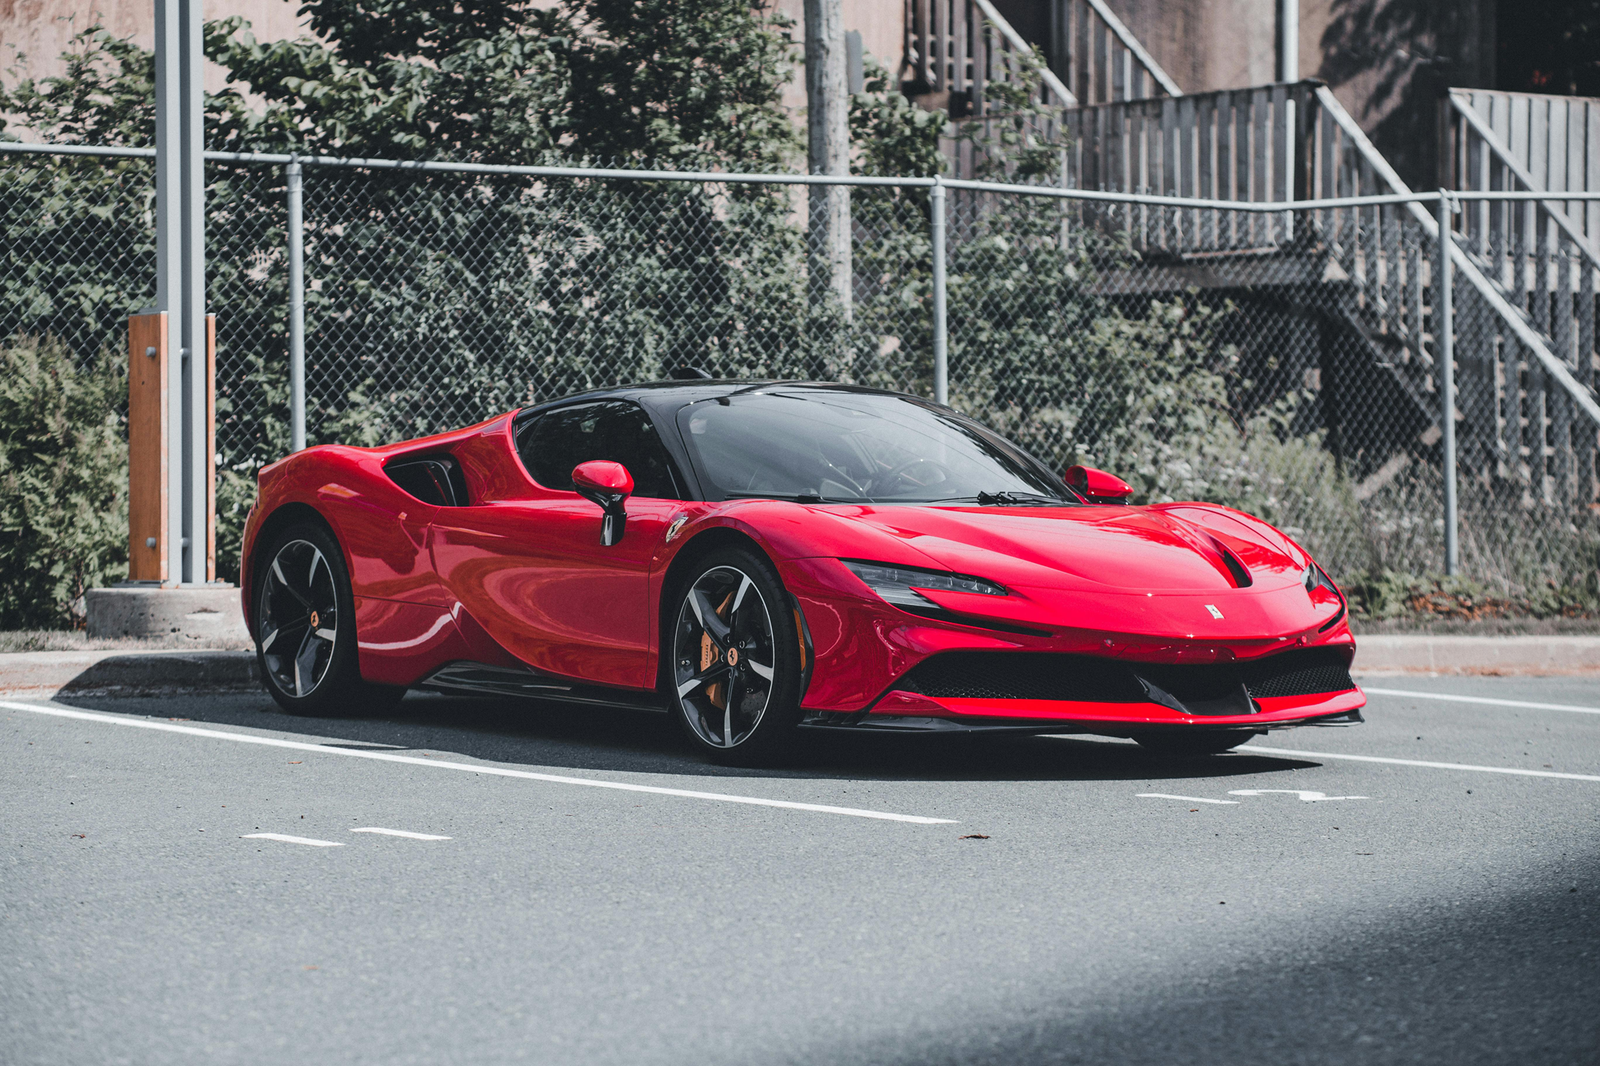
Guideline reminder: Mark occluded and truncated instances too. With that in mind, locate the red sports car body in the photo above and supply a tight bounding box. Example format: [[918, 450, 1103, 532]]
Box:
[[240, 382, 1363, 756]]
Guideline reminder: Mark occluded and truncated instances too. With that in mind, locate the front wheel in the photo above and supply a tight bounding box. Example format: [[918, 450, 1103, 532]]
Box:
[[668, 547, 804, 766], [253, 521, 405, 717], [1135, 729, 1259, 758]]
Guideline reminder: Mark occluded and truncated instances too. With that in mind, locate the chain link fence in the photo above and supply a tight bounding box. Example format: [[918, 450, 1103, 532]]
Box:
[[3, 144, 1597, 602]]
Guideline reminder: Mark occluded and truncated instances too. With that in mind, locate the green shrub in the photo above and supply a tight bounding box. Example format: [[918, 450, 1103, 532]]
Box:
[[0, 335, 127, 628]]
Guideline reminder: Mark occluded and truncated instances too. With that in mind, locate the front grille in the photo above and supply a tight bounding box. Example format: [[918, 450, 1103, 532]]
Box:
[[1238, 648, 1357, 698], [897, 652, 1147, 703], [896, 647, 1354, 704]]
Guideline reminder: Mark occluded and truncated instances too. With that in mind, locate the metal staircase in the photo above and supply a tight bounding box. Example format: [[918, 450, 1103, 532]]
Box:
[[915, 0, 1600, 509]]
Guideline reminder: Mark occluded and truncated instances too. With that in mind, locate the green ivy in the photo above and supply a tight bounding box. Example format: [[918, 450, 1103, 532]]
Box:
[[0, 335, 127, 628]]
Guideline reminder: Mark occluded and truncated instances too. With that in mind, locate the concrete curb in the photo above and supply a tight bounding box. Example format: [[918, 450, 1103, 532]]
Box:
[[1, 635, 1596, 699], [1351, 635, 1600, 676], [0, 650, 258, 699]]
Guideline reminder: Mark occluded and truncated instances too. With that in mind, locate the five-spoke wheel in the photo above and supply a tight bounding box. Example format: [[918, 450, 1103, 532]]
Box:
[[669, 548, 802, 765], [258, 537, 340, 699], [253, 522, 404, 716]]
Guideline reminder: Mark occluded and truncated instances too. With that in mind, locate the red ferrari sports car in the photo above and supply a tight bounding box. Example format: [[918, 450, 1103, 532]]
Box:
[[240, 380, 1364, 764]]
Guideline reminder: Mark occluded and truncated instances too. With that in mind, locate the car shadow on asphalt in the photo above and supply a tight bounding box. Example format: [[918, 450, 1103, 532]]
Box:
[[51, 690, 1324, 784]]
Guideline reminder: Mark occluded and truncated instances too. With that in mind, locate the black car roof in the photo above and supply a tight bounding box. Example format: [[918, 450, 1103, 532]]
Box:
[[517, 380, 934, 419]]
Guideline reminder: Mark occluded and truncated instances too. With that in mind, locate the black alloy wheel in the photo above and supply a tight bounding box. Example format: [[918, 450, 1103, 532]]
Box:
[[669, 547, 804, 766], [253, 522, 405, 716]]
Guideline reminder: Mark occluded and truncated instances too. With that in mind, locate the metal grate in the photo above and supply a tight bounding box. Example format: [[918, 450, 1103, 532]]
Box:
[[896, 647, 1354, 703], [1237, 648, 1356, 699]]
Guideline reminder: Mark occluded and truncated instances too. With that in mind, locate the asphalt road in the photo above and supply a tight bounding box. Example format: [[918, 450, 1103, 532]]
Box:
[[3, 676, 1597, 1066]]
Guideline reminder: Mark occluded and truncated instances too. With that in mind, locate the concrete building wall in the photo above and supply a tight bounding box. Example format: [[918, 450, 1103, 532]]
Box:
[[0, 0, 306, 95], [1100, 0, 1496, 188], [1, 0, 1495, 187]]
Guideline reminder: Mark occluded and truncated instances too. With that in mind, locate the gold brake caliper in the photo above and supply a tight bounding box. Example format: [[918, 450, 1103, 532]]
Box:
[[701, 591, 736, 710]]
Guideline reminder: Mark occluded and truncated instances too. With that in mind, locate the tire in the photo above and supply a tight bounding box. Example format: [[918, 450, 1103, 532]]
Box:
[[1135, 729, 1258, 758], [252, 521, 406, 717], [666, 546, 804, 766]]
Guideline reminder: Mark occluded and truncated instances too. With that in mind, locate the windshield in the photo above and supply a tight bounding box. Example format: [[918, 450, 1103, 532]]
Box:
[[675, 389, 1075, 504]]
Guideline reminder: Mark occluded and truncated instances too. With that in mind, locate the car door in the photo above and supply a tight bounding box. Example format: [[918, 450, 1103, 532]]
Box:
[[429, 400, 686, 690]]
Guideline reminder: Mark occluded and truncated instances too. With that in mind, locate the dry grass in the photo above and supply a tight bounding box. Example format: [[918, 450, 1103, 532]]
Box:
[[0, 630, 252, 653]]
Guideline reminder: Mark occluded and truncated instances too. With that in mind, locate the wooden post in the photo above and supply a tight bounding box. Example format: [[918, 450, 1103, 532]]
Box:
[[126, 311, 215, 584], [127, 313, 169, 582]]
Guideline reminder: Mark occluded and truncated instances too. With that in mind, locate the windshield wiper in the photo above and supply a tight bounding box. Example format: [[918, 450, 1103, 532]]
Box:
[[927, 491, 1074, 507], [721, 491, 855, 503]]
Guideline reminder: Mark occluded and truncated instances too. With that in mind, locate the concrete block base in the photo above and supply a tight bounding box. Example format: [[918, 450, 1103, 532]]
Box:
[[85, 584, 250, 644], [1353, 634, 1600, 675]]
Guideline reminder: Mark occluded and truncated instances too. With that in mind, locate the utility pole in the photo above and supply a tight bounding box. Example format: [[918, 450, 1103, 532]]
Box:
[[89, 0, 232, 638], [1277, 0, 1298, 82], [805, 0, 851, 319], [156, 0, 208, 586]]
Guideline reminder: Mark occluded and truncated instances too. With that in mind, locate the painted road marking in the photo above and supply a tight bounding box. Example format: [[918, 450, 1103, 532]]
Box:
[[244, 833, 343, 847], [1227, 789, 1367, 802], [1137, 793, 1239, 805], [351, 827, 451, 840], [1242, 744, 1600, 782], [0, 701, 956, 825], [1363, 687, 1600, 716]]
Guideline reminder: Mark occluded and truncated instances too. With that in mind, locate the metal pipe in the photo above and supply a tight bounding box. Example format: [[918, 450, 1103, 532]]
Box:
[[286, 160, 306, 452], [1437, 191, 1459, 576], [153, 0, 185, 587], [931, 176, 948, 407], [1278, 0, 1298, 83], [0, 140, 1454, 211], [179, 0, 206, 584]]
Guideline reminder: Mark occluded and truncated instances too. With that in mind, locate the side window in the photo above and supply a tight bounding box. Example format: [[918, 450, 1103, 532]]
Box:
[[517, 401, 683, 499]]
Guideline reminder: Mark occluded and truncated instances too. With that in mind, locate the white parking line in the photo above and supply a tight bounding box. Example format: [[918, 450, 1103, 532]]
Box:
[[1241, 744, 1600, 782], [1, 701, 956, 825], [351, 827, 451, 840], [1227, 789, 1367, 802], [1137, 793, 1238, 804], [244, 833, 343, 847], [1362, 687, 1600, 715]]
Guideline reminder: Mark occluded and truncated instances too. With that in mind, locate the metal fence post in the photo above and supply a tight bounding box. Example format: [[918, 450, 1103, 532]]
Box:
[[1437, 190, 1459, 576], [930, 175, 948, 406], [286, 158, 306, 452]]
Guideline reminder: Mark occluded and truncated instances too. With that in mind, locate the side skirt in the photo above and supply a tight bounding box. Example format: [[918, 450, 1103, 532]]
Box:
[[799, 707, 1364, 734], [419, 661, 667, 712]]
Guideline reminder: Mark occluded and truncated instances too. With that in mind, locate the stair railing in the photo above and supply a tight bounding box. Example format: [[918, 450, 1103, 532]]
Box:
[[904, 0, 1178, 115], [1316, 86, 1600, 505]]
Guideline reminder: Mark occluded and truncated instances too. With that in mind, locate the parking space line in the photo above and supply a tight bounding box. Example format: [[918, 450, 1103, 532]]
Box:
[[1137, 793, 1238, 804], [351, 828, 451, 840], [1362, 687, 1600, 715], [0, 701, 956, 825], [243, 833, 343, 847], [1241, 744, 1600, 782]]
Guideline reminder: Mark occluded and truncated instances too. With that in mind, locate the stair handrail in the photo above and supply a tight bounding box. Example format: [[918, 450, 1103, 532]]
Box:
[[1445, 89, 1600, 270], [1079, 0, 1183, 97], [1312, 85, 1600, 429], [969, 0, 1078, 107]]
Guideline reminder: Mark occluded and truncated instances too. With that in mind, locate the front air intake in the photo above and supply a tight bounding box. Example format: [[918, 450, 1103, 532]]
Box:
[[895, 647, 1354, 705]]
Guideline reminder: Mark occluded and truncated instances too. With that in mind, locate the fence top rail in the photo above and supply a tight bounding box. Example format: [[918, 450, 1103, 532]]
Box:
[[15, 136, 1591, 212]]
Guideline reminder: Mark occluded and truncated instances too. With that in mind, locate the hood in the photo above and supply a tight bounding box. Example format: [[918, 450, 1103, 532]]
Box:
[[795, 501, 1310, 594]]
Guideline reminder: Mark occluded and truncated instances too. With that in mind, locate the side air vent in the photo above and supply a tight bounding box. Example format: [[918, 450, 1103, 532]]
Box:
[[386, 454, 470, 507]]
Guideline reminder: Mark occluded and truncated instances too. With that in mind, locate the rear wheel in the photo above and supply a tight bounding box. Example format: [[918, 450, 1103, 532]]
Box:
[[1135, 729, 1258, 757], [668, 547, 803, 766], [253, 522, 405, 717]]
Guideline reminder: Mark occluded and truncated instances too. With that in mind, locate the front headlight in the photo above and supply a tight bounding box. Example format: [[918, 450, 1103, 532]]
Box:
[[1303, 562, 1338, 597], [842, 560, 1007, 613]]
